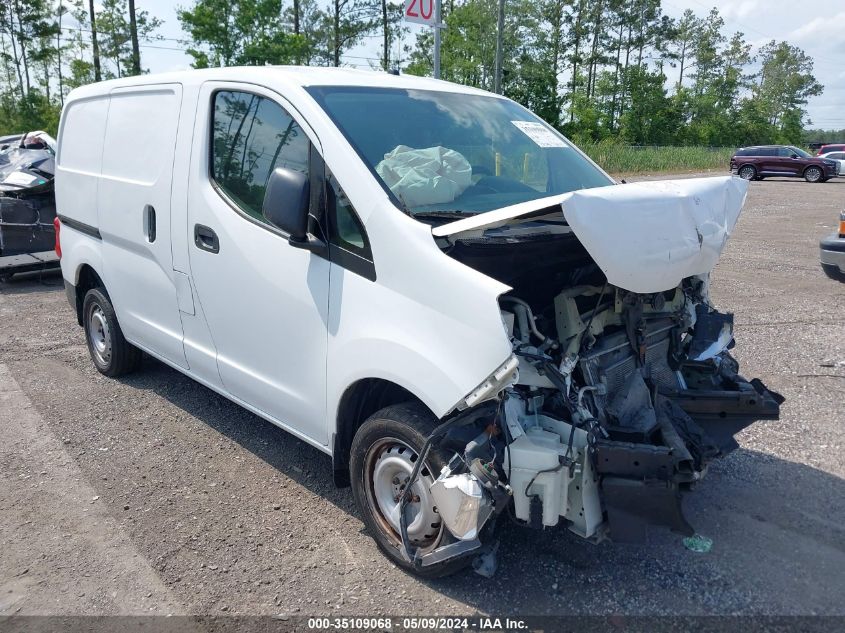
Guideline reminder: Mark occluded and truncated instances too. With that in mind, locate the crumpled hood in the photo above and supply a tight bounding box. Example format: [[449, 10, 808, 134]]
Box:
[[561, 176, 747, 293], [434, 176, 748, 294]]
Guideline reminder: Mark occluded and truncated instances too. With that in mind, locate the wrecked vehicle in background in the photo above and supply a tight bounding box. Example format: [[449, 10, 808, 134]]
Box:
[[55, 69, 783, 579], [0, 131, 58, 257]]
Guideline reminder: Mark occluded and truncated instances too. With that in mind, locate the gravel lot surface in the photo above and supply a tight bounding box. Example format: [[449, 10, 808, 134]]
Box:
[[1, 175, 843, 617]]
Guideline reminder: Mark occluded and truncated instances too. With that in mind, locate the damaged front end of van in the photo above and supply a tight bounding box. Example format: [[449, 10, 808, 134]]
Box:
[[398, 176, 783, 573]]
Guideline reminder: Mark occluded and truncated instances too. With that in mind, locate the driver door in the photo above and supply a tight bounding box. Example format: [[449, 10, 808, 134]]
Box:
[[777, 147, 800, 176], [186, 83, 331, 445]]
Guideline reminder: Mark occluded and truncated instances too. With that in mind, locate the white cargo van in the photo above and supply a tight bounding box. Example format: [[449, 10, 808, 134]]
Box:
[[56, 67, 782, 577]]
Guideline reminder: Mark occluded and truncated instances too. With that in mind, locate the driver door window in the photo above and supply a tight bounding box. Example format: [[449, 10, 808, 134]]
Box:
[[211, 90, 309, 226]]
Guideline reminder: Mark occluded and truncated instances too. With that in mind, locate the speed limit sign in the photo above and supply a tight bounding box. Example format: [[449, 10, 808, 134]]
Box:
[[403, 0, 443, 78], [403, 0, 437, 26]]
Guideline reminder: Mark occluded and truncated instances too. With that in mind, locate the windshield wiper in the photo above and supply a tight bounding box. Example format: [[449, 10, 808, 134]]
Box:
[[412, 211, 476, 220]]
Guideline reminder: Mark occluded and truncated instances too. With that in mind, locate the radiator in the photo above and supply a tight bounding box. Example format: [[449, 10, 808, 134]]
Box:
[[579, 319, 680, 397]]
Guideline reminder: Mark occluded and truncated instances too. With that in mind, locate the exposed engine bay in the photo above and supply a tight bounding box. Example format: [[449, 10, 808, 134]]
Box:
[[398, 178, 784, 574]]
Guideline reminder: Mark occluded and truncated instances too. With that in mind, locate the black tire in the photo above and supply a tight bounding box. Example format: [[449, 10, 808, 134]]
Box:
[[349, 402, 471, 578], [738, 165, 756, 180], [82, 287, 142, 377], [821, 263, 845, 282], [804, 166, 823, 183]]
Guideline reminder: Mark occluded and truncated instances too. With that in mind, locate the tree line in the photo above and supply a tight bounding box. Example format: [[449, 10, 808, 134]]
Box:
[[0, 0, 824, 148]]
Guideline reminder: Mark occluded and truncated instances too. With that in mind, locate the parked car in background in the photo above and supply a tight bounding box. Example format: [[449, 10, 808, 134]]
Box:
[[730, 146, 838, 183], [820, 211, 845, 281], [818, 151, 845, 175], [0, 130, 57, 257], [816, 143, 845, 156]]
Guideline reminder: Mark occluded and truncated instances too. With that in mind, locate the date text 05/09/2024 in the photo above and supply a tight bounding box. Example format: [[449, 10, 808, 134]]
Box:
[[306, 617, 529, 631]]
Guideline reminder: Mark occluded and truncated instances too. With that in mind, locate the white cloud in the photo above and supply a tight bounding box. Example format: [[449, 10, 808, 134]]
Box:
[[790, 11, 845, 40], [721, 0, 759, 21]]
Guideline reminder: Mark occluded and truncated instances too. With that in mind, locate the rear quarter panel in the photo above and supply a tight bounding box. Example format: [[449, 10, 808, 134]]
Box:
[[55, 94, 109, 230]]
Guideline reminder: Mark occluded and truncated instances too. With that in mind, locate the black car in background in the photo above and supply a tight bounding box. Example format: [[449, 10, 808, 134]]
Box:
[[730, 145, 838, 183]]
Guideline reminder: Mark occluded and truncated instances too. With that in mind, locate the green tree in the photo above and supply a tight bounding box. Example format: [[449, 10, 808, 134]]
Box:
[[750, 40, 823, 142], [283, 0, 326, 64], [179, 0, 307, 68], [96, 0, 160, 77], [323, 0, 378, 67]]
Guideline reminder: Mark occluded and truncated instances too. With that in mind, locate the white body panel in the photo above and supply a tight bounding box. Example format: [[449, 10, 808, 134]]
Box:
[[97, 84, 187, 368], [324, 210, 512, 421], [55, 96, 109, 229], [56, 67, 514, 453]]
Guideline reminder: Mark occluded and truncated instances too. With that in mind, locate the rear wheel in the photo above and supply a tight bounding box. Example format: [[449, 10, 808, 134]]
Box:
[[349, 402, 470, 578], [83, 287, 142, 377], [805, 166, 823, 183], [738, 165, 756, 180]]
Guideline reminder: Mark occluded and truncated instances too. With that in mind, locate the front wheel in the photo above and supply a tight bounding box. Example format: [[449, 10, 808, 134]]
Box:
[[805, 166, 823, 183], [349, 403, 470, 578], [82, 287, 142, 377], [738, 165, 756, 180]]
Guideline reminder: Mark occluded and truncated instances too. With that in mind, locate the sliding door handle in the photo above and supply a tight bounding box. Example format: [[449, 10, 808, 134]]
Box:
[[144, 205, 156, 242]]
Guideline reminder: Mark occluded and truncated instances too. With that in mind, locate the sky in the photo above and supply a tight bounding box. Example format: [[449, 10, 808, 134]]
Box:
[[132, 0, 845, 129]]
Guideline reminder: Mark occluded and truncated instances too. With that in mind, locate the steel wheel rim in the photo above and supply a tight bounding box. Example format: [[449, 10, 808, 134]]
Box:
[[739, 166, 755, 180], [806, 168, 821, 182], [363, 437, 443, 551], [88, 304, 112, 365]]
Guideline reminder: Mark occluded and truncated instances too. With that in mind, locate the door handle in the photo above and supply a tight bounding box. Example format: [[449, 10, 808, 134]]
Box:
[[194, 224, 219, 254], [144, 205, 156, 242]]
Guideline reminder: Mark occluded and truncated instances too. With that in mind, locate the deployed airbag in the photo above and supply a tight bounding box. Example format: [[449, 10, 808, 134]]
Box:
[[376, 145, 472, 207]]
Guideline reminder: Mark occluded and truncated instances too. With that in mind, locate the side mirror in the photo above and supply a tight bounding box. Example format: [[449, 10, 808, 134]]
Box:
[[263, 167, 310, 243], [791, 154, 799, 159]]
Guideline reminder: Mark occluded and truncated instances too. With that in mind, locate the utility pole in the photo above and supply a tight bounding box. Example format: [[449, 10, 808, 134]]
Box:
[[433, 0, 441, 79], [88, 0, 101, 82], [403, 0, 443, 79], [128, 0, 141, 75], [57, 0, 64, 105], [494, 0, 504, 93]]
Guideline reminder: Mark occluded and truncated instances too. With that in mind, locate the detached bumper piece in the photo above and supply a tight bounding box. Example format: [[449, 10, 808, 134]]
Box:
[[674, 377, 784, 453], [596, 397, 706, 543], [602, 477, 694, 543]]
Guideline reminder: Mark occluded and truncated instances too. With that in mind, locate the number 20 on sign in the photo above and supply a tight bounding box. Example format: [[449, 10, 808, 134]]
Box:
[[404, 0, 437, 26]]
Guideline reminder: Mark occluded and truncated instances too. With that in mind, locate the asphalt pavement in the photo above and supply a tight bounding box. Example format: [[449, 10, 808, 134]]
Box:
[[0, 174, 842, 617]]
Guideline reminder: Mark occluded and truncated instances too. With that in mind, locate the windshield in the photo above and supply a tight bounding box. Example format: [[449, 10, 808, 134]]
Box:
[[307, 86, 613, 216]]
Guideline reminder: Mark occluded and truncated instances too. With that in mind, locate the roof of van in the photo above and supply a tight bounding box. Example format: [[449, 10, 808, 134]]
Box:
[[64, 66, 496, 101]]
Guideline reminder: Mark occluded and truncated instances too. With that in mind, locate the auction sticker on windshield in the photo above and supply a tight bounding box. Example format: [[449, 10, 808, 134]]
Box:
[[511, 121, 568, 148]]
